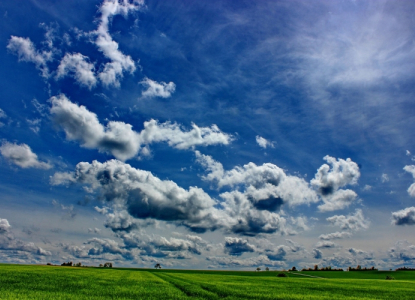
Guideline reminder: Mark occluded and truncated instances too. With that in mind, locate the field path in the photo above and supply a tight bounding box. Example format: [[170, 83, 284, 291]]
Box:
[[288, 272, 326, 279], [151, 271, 222, 299]]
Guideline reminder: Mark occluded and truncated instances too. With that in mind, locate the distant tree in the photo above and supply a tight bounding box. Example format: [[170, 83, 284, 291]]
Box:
[[74, 262, 82, 267], [104, 262, 113, 268], [256, 267, 261, 272], [265, 267, 269, 271], [356, 265, 361, 270], [291, 266, 297, 271], [314, 265, 318, 271], [155, 263, 161, 269], [99, 264, 103, 267]]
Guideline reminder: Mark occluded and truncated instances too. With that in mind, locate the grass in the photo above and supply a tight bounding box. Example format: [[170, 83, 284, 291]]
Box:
[[0, 264, 414, 299]]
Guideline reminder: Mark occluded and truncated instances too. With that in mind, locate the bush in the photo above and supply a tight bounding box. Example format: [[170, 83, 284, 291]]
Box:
[[277, 273, 287, 277], [386, 276, 395, 280]]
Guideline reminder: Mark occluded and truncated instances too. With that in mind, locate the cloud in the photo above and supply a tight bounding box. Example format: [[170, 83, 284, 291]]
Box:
[[206, 254, 286, 268], [94, 0, 143, 86], [52, 199, 76, 220], [104, 210, 138, 232], [140, 78, 176, 98], [0, 219, 11, 233], [326, 209, 370, 231], [50, 95, 233, 161], [0, 218, 51, 256], [195, 151, 318, 208], [311, 155, 360, 211], [224, 237, 255, 256], [312, 248, 322, 259], [391, 207, 415, 226], [348, 248, 373, 260], [56, 53, 97, 89], [389, 240, 415, 262], [255, 135, 274, 149], [381, 173, 389, 183], [315, 241, 337, 249], [403, 165, 415, 197], [7, 36, 51, 78], [264, 245, 289, 261], [51, 159, 226, 233], [88, 228, 101, 234], [319, 231, 352, 240], [0, 141, 52, 169], [195, 151, 319, 235]]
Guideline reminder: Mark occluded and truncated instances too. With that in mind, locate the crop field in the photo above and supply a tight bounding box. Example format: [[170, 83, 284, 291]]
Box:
[[0, 264, 414, 299]]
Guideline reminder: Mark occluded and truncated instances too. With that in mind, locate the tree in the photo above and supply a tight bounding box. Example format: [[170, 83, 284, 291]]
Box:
[[99, 264, 103, 267], [291, 266, 297, 271], [256, 267, 261, 272], [265, 267, 269, 271], [104, 262, 113, 268], [154, 263, 161, 269], [314, 264, 318, 271]]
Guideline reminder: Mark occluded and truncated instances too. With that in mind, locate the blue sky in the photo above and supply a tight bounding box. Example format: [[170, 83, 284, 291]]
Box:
[[1, 0, 415, 269]]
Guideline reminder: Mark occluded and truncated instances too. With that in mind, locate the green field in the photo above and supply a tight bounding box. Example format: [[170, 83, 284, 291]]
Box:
[[0, 264, 414, 299]]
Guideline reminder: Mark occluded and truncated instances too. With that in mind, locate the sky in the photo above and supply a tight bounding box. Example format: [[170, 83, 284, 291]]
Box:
[[1, 0, 415, 270]]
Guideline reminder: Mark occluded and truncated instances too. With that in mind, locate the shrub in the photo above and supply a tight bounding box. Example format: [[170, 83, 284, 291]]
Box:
[[386, 276, 395, 280], [277, 273, 287, 277]]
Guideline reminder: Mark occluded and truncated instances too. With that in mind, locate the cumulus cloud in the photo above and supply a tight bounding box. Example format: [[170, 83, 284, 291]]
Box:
[[104, 210, 138, 232], [381, 173, 389, 183], [255, 136, 274, 149], [56, 53, 97, 89], [7, 36, 51, 77], [326, 209, 369, 231], [224, 237, 255, 256], [348, 248, 373, 260], [403, 165, 415, 197], [140, 77, 176, 98], [319, 231, 352, 240], [195, 151, 318, 208], [51, 159, 226, 233], [0, 219, 11, 233], [388, 240, 415, 261], [312, 248, 323, 259], [50, 95, 233, 161], [0, 141, 52, 169], [0, 218, 51, 256], [315, 241, 338, 249], [311, 155, 360, 212], [93, 0, 143, 86], [195, 151, 319, 235], [391, 207, 415, 226]]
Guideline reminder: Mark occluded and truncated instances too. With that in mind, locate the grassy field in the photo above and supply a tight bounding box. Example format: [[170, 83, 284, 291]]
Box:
[[0, 264, 414, 299]]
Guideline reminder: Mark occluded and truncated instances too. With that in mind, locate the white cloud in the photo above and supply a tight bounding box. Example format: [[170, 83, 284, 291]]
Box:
[[255, 135, 274, 149], [391, 207, 415, 226], [7, 36, 51, 78], [94, 0, 143, 86], [0, 219, 11, 233], [224, 237, 255, 256], [141, 77, 176, 98], [50, 94, 233, 161], [389, 240, 415, 262], [56, 53, 97, 89], [319, 231, 352, 240], [0, 141, 52, 169], [51, 159, 227, 233], [326, 209, 370, 231], [315, 241, 338, 249], [206, 254, 286, 268], [403, 165, 415, 197], [311, 155, 360, 212], [381, 173, 389, 183], [195, 151, 318, 207], [0, 217, 51, 256]]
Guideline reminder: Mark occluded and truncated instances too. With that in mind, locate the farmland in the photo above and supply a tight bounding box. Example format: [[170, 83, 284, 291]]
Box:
[[0, 264, 414, 299]]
